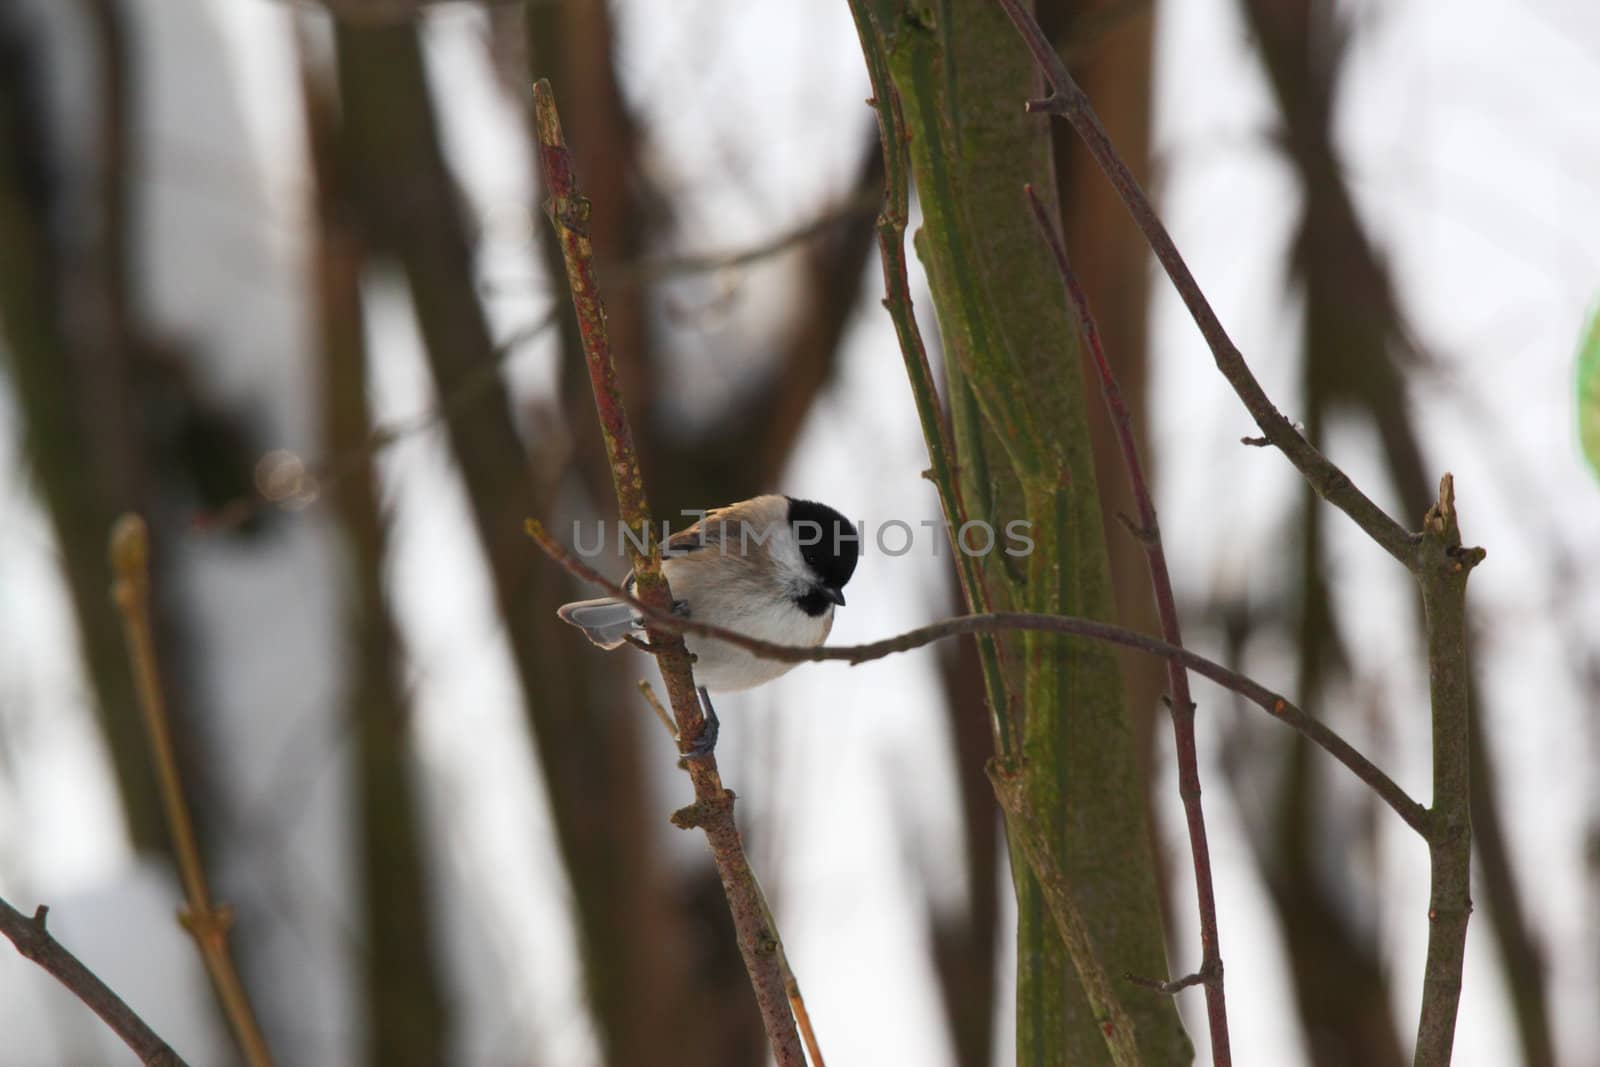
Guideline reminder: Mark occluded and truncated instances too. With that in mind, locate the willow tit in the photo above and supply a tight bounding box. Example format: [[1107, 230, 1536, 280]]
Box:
[[557, 495, 860, 750]]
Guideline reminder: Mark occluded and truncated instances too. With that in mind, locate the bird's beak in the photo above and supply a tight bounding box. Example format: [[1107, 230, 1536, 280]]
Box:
[[820, 585, 846, 607]]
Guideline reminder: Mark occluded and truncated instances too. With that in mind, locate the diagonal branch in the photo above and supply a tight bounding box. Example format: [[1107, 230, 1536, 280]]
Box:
[[531, 80, 807, 1067], [988, 761, 1143, 1067], [989, 0, 1417, 568], [526, 521, 1429, 837], [1025, 183, 1231, 1065], [635, 678, 828, 1067], [988, 4, 1490, 1059], [0, 898, 189, 1067], [1238, 3, 1547, 1056]]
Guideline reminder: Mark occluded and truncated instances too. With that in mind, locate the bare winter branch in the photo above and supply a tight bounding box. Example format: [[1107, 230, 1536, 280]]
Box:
[[531, 79, 808, 1067], [990, 0, 1419, 569], [108, 515, 275, 1067], [988, 3, 1491, 1059], [525, 520, 1431, 836], [0, 897, 189, 1067]]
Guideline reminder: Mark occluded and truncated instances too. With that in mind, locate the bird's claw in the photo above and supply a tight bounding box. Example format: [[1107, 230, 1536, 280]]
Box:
[[683, 687, 720, 759]]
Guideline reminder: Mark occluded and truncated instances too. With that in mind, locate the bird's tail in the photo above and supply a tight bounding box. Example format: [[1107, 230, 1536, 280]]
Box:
[[556, 597, 639, 649]]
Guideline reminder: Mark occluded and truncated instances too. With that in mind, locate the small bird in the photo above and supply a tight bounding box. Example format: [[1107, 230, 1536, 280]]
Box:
[[557, 495, 860, 753]]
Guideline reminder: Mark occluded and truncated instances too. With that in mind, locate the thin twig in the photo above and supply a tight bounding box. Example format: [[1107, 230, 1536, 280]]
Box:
[[989, 0, 1418, 570], [789, 975, 826, 1067], [480, 194, 881, 297], [597, 189, 881, 291], [749, 874, 827, 1067], [526, 521, 1430, 836], [108, 515, 276, 1067], [0, 897, 189, 1066], [193, 308, 561, 533], [846, 0, 1015, 755], [201, 187, 884, 536], [635, 680, 678, 742], [1125, 969, 1208, 996], [531, 80, 807, 1067], [1025, 184, 1231, 1064], [278, 0, 526, 24]]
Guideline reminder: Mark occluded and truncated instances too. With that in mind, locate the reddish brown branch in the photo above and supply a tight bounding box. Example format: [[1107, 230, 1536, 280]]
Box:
[[991, 4, 1489, 1058], [990, 0, 1417, 569], [531, 81, 806, 1067], [0, 897, 189, 1066], [526, 521, 1429, 837], [1025, 184, 1231, 1064]]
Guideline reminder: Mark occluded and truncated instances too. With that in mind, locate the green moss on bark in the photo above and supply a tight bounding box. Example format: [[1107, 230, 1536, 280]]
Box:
[[872, 2, 1191, 1062]]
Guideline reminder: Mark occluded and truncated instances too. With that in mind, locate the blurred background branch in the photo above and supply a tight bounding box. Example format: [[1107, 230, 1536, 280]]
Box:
[[109, 515, 275, 1067]]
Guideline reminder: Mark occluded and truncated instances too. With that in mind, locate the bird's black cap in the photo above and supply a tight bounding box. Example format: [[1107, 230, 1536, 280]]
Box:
[[785, 497, 861, 595]]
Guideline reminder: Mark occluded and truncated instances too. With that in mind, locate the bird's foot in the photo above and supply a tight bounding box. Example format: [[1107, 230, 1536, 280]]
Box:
[[684, 687, 720, 759]]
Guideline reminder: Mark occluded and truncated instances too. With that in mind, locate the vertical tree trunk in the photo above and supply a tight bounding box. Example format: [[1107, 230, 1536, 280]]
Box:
[[0, 2, 222, 864], [1042, 0, 1169, 931], [302, 46, 450, 1066], [930, 624, 1001, 1067], [869, 1, 1191, 1061], [331, 23, 737, 1067]]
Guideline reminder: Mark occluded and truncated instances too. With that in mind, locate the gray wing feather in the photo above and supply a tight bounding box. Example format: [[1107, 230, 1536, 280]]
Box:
[[557, 597, 640, 649]]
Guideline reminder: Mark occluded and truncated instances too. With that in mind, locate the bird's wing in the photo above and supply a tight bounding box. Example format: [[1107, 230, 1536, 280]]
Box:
[[614, 507, 730, 598], [662, 505, 735, 557]]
